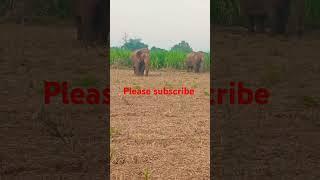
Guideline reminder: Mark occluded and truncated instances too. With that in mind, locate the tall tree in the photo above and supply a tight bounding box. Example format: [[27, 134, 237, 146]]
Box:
[[121, 38, 148, 51], [150, 46, 167, 52], [170, 41, 193, 53]]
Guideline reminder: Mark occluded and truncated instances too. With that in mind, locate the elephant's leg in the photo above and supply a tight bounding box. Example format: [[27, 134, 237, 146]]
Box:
[[92, 7, 100, 42], [248, 15, 255, 32], [134, 67, 141, 76], [256, 15, 266, 33], [287, 0, 304, 37], [145, 67, 149, 76], [296, 0, 305, 37], [80, 17, 90, 44], [199, 62, 204, 73], [274, 11, 282, 33], [144, 63, 149, 76], [269, 10, 277, 35], [93, 1, 107, 43], [196, 67, 200, 73], [297, 16, 304, 37], [133, 66, 137, 75], [280, 10, 289, 34], [275, 5, 290, 34], [138, 62, 145, 76], [187, 66, 191, 72], [194, 64, 200, 73], [82, 13, 95, 44], [75, 16, 83, 40], [140, 66, 145, 76], [270, 13, 282, 34]]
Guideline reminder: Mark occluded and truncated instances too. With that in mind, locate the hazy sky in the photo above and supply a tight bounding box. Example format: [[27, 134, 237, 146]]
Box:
[[110, 0, 210, 52]]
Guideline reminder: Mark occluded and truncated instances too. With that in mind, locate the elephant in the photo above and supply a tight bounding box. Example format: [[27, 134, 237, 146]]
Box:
[[72, 0, 108, 44], [1, 0, 34, 24], [185, 51, 205, 73], [239, 0, 305, 36], [131, 48, 150, 76], [287, 0, 305, 36]]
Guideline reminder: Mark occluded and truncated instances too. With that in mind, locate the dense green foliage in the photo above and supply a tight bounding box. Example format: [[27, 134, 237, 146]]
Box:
[[32, 0, 72, 18], [170, 41, 193, 53], [304, 0, 320, 26], [110, 47, 210, 72], [1, 0, 318, 27], [121, 38, 148, 51], [150, 46, 167, 52], [213, 0, 320, 27], [0, 0, 72, 18], [111, 39, 210, 71]]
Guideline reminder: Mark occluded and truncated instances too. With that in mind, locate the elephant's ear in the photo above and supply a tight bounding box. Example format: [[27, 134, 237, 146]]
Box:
[[198, 52, 205, 58], [136, 50, 143, 57]]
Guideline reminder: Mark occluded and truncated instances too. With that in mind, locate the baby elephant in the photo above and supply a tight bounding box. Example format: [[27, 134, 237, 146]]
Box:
[[131, 48, 150, 76], [185, 51, 205, 73]]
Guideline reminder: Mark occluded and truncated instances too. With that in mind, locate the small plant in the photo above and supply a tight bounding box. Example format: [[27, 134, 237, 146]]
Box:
[[37, 81, 45, 94], [164, 81, 174, 88], [143, 168, 151, 180], [132, 82, 141, 89], [204, 90, 210, 96], [110, 147, 115, 161], [110, 127, 120, 139], [191, 81, 199, 88], [301, 96, 319, 108], [133, 85, 141, 90]]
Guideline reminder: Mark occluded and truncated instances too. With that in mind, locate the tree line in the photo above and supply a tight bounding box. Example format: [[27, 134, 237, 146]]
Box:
[[114, 38, 200, 53], [0, 0, 72, 18], [1, 0, 319, 27], [212, 0, 320, 27]]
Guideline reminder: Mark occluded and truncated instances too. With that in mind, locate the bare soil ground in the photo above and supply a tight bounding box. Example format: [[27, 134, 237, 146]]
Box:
[[110, 69, 210, 179], [212, 26, 320, 179], [2, 22, 319, 179], [0, 23, 108, 179]]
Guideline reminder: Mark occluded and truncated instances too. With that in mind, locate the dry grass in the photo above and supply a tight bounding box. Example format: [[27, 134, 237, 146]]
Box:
[[110, 69, 210, 179], [212, 26, 320, 179], [0, 23, 108, 179]]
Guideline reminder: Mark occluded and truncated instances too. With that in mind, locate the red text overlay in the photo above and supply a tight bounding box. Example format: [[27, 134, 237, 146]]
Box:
[[210, 82, 270, 105], [123, 87, 195, 96], [43, 81, 270, 105], [44, 81, 110, 104]]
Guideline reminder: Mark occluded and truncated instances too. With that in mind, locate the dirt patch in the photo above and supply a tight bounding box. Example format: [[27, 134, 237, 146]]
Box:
[[212, 26, 320, 179], [110, 69, 210, 179], [0, 24, 108, 179]]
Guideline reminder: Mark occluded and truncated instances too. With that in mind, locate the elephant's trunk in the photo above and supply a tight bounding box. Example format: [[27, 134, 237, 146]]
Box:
[[199, 61, 204, 73]]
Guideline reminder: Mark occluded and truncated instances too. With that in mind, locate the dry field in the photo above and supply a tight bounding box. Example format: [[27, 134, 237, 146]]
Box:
[[110, 68, 210, 179], [1, 21, 320, 180], [212, 26, 320, 179], [0, 23, 108, 179]]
